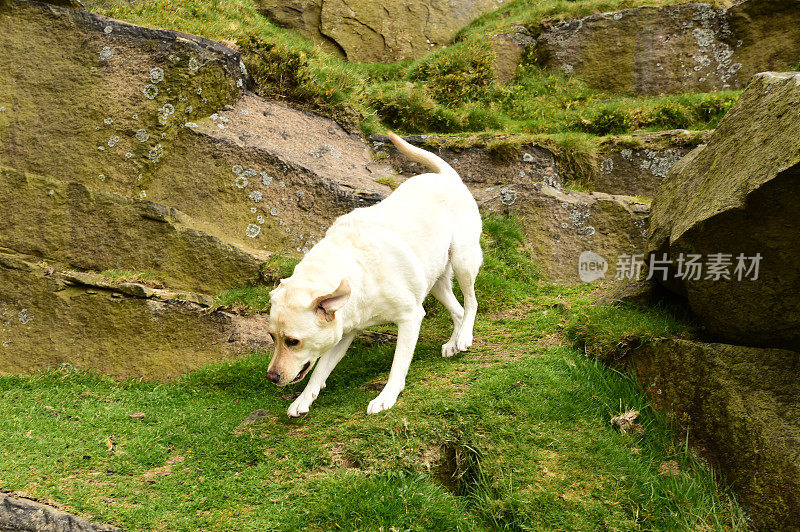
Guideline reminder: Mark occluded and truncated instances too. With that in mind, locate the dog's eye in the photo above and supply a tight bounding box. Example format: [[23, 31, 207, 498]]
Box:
[[285, 338, 300, 347]]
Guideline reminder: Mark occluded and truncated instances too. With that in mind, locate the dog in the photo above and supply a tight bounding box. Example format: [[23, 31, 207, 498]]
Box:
[[265, 132, 482, 416]]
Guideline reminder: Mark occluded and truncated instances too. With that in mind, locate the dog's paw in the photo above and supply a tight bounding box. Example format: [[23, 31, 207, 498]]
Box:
[[367, 392, 398, 415], [455, 332, 473, 352], [287, 395, 312, 417], [441, 341, 458, 358]]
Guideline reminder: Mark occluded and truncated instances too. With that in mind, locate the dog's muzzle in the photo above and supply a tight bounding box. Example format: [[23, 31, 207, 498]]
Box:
[[290, 361, 313, 383]]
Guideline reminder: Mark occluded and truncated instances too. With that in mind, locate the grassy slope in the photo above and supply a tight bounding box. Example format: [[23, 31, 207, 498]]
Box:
[[87, 0, 739, 141], [0, 217, 746, 530]]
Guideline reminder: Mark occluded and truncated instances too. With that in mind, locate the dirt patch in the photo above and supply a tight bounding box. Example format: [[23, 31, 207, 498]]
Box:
[[142, 455, 185, 483]]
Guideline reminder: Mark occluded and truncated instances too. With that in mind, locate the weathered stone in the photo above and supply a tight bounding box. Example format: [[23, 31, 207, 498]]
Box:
[[0, 0, 390, 261], [0, 253, 273, 378], [477, 183, 649, 284], [595, 130, 710, 197], [370, 134, 563, 189], [257, 0, 505, 62], [255, 0, 344, 57], [528, 0, 800, 95], [648, 72, 800, 350], [0, 491, 120, 532], [626, 339, 800, 530], [0, 166, 269, 294]]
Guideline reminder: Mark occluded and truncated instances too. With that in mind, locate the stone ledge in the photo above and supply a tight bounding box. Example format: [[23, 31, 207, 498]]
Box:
[[0, 492, 120, 532]]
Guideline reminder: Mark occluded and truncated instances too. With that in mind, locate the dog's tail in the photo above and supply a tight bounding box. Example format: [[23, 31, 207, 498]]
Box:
[[387, 131, 458, 178]]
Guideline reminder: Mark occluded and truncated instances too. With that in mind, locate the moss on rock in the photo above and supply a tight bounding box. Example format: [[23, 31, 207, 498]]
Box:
[[529, 0, 800, 95], [0, 253, 272, 379], [627, 339, 800, 529], [648, 72, 800, 350]]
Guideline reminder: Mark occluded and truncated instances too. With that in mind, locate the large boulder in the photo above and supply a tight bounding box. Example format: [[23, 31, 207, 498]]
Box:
[[626, 339, 800, 530], [0, 1, 390, 261], [648, 71, 800, 350], [256, 0, 505, 62], [478, 184, 649, 284], [0, 252, 272, 379], [527, 0, 800, 95], [0, 0, 391, 374]]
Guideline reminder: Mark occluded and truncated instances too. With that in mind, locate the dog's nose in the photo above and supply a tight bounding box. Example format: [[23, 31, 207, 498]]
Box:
[[266, 371, 281, 383]]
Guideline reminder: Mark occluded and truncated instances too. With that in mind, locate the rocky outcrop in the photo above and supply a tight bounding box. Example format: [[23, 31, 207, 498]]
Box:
[[0, 166, 269, 294], [0, 0, 391, 375], [526, 0, 800, 95], [0, 491, 120, 532], [1, 1, 390, 259], [0, 252, 272, 378], [477, 184, 649, 284], [256, 0, 505, 62], [625, 339, 800, 530], [648, 71, 800, 350], [595, 130, 710, 197], [370, 134, 562, 189]]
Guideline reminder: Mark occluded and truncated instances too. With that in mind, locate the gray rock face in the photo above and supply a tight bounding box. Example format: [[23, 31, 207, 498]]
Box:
[[477, 183, 650, 284], [527, 0, 800, 95], [256, 0, 505, 62], [647, 71, 800, 350], [0, 0, 390, 375], [625, 339, 800, 530], [595, 130, 710, 197], [0, 482, 120, 531]]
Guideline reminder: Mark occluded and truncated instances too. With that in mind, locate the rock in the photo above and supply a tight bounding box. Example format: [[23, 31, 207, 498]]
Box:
[[0, 1, 395, 376], [0, 166, 270, 293], [595, 130, 710, 197], [257, 0, 505, 62], [255, 0, 344, 57], [593, 278, 656, 308], [0, 252, 273, 378], [370, 134, 563, 189], [477, 183, 650, 284], [0, 491, 120, 532], [490, 34, 525, 83], [626, 338, 800, 529], [0, 0, 390, 262], [527, 0, 800, 95], [647, 72, 800, 350]]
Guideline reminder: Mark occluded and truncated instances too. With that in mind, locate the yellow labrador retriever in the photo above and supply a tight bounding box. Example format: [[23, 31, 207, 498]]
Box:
[[266, 132, 482, 416]]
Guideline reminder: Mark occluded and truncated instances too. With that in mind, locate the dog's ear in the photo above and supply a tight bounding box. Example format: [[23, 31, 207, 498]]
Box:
[[312, 279, 350, 322], [269, 278, 289, 298]]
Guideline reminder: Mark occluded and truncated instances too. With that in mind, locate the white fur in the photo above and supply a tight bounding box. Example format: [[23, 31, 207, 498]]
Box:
[[267, 132, 482, 416]]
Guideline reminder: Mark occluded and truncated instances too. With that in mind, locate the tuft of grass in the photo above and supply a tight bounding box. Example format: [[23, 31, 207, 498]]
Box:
[[565, 301, 696, 362], [214, 285, 273, 311], [374, 176, 400, 190]]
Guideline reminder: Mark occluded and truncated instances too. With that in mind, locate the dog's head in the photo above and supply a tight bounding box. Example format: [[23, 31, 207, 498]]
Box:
[[265, 278, 350, 386]]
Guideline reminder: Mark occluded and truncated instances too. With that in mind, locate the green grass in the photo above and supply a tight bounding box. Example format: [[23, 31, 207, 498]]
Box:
[[565, 302, 696, 362], [0, 216, 746, 530], [87, 0, 740, 144]]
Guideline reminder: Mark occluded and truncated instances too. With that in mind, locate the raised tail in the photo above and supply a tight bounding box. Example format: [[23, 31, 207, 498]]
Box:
[[387, 131, 459, 178]]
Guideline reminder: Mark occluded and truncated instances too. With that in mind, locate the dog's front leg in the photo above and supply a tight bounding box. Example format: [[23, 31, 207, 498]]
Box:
[[367, 308, 424, 415], [288, 332, 356, 417]]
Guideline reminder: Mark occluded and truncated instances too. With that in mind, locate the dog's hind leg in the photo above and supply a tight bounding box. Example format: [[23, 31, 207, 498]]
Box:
[[451, 243, 482, 353], [367, 307, 424, 415], [430, 265, 465, 357], [287, 332, 356, 417]]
